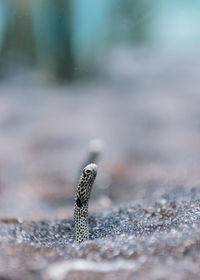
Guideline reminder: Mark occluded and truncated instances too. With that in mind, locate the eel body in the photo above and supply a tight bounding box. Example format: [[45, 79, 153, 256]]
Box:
[[74, 163, 97, 243]]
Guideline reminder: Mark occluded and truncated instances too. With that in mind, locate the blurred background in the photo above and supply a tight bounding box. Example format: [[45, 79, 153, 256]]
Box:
[[0, 0, 200, 220]]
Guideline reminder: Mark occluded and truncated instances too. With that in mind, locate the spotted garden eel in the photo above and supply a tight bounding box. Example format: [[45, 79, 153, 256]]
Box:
[[74, 163, 97, 243]]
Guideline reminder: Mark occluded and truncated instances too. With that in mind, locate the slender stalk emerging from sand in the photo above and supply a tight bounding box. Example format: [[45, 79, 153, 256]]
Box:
[[74, 163, 97, 243]]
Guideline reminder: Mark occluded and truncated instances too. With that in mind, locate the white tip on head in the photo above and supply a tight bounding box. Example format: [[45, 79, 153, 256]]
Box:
[[84, 163, 97, 173]]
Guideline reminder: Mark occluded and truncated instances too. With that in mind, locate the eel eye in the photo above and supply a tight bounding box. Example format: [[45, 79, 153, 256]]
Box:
[[84, 169, 92, 175]]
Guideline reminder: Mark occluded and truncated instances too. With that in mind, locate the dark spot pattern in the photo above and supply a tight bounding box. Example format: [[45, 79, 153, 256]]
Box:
[[76, 198, 83, 208]]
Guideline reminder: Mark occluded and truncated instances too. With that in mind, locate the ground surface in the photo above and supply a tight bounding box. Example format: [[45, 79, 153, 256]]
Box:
[[0, 186, 200, 279], [0, 50, 200, 279]]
